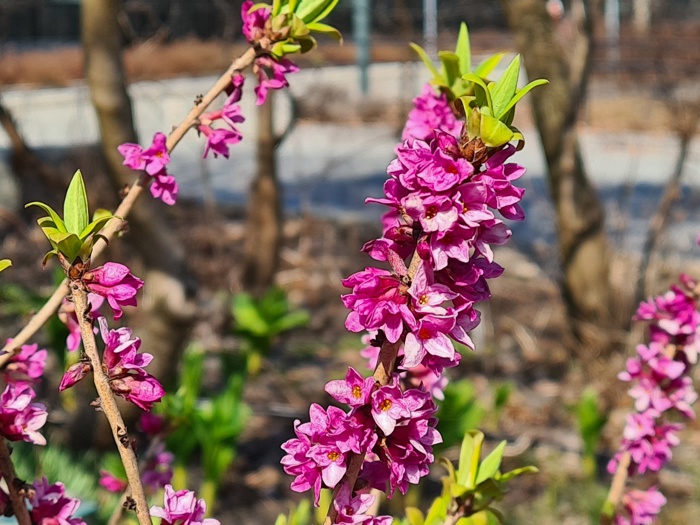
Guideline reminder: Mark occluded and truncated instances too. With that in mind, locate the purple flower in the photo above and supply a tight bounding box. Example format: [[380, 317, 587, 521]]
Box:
[[342, 267, 417, 344], [333, 482, 393, 525], [150, 484, 220, 525], [118, 132, 178, 205], [84, 262, 144, 320], [325, 367, 376, 407], [403, 316, 457, 369], [58, 293, 104, 351], [199, 125, 243, 159], [141, 132, 171, 175], [30, 478, 86, 525], [2, 341, 46, 386], [58, 359, 92, 391], [253, 56, 299, 106], [99, 470, 128, 493], [0, 384, 47, 445], [615, 487, 666, 525], [281, 404, 372, 505], [241, 0, 269, 43], [151, 172, 179, 206], [402, 84, 462, 143], [142, 443, 174, 492], [99, 318, 165, 411], [371, 381, 410, 436]]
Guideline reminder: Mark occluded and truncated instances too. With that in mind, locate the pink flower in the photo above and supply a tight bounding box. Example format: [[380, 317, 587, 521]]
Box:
[[150, 484, 220, 525], [99, 318, 165, 411], [84, 262, 144, 320], [402, 84, 462, 143], [118, 132, 178, 205], [30, 478, 86, 525], [99, 470, 128, 493], [141, 132, 171, 175], [0, 384, 47, 445], [142, 444, 174, 492], [253, 56, 299, 105], [333, 482, 393, 524], [2, 341, 46, 386], [325, 367, 376, 407], [241, 0, 269, 43], [371, 381, 410, 436], [151, 172, 179, 206], [139, 412, 167, 436], [342, 267, 417, 344], [198, 125, 243, 159], [58, 359, 92, 391], [615, 487, 666, 525], [58, 293, 104, 351]]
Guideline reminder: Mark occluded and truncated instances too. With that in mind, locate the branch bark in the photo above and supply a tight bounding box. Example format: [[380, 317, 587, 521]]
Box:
[[500, 0, 613, 350], [71, 281, 152, 524], [0, 439, 32, 525]]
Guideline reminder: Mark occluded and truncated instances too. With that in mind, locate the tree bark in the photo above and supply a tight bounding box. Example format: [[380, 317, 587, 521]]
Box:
[[80, 0, 195, 448], [241, 92, 283, 297], [500, 0, 613, 350]]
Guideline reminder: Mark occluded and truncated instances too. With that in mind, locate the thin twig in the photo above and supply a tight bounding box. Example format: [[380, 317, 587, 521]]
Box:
[[0, 439, 32, 525], [72, 281, 152, 525], [601, 451, 630, 524], [0, 46, 258, 367]]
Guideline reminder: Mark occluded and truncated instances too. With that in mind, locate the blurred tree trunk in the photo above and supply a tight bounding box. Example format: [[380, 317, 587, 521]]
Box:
[[500, 0, 614, 351], [79, 0, 195, 449], [241, 93, 283, 297]]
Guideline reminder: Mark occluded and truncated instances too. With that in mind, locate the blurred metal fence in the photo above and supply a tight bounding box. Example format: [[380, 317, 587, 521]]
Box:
[[2, 0, 700, 45]]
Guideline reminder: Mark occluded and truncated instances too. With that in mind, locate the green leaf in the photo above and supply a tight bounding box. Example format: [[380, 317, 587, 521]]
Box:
[[457, 430, 483, 488], [306, 22, 343, 42], [296, 0, 337, 24], [479, 113, 514, 147], [410, 43, 441, 80], [289, 0, 300, 13], [439, 51, 461, 88], [248, 2, 272, 13], [475, 440, 506, 485], [55, 233, 84, 263], [450, 482, 470, 498], [489, 55, 521, 119], [63, 170, 89, 235], [79, 215, 114, 241], [497, 465, 538, 482], [26, 202, 67, 233], [270, 310, 310, 335], [473, 53, 504, 79], [462, 73, 493, 114], [497, 78, 549, 122], [405, 507, 425, 525], [0, 259, 11, 273], [232, 293, 270, 336], [468, 430, 484, 488], [272, 0, 282, 16], [274, 515, 288, 525], [455, 22, 471, 75], [424, 495, 448, 525]]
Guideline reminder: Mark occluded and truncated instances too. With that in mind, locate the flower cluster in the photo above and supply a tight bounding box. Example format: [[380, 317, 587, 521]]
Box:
[[241, 1, 300, 105], [60, 318, 165, 411], [0, 342, 48, 445], [150, 484, 220, 525], [281, 370, 439, 508], [119, 132, 178, 205], [198, 73, 246, 159], [282, 76, 529, 523], [609, 277, 699, 524]]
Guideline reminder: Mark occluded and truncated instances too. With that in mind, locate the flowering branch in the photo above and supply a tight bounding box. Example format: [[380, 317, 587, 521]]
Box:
[[71, 281, 152, 525], [0, 46, 259, 367], [0, 439, 32, 525]]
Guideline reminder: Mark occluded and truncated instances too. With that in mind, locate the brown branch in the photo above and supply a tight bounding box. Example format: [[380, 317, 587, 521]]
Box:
[[0, 46, 258, 368], [0, 439, 32, 525], [71, 281, 152, 525]]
